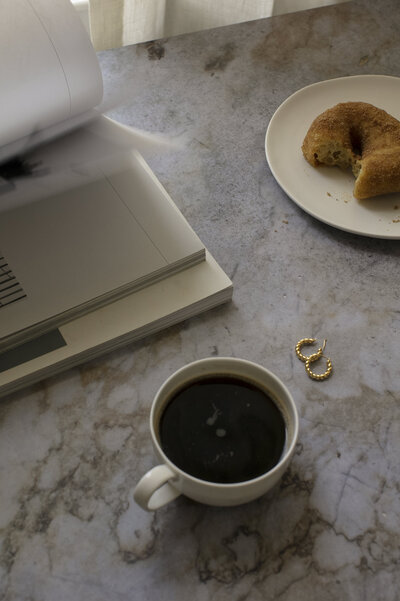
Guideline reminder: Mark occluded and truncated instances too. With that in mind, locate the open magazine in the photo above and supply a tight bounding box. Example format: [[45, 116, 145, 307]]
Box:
[[0, 0, 232, 393], [0, 0, 211, 350]]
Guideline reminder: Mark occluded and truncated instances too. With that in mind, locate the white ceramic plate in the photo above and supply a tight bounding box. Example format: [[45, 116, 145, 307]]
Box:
[[265, 75, 400, 239]]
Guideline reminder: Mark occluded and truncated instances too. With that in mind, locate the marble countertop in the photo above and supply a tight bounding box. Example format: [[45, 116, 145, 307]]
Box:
[[1, 0, 400, 599]]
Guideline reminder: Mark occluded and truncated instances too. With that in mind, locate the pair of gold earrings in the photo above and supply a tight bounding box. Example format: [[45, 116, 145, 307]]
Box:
[[295, 337, 333, 381]]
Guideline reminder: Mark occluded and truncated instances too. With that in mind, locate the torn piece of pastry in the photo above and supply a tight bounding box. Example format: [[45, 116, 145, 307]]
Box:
[[302, 101, 400, 199]]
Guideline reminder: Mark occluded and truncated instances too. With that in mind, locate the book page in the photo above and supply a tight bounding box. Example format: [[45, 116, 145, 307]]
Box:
[[0, 149, 205, 349], [0, 116, 183, 213], [0, 117, 129, 213], [0, 0, 103, 149]]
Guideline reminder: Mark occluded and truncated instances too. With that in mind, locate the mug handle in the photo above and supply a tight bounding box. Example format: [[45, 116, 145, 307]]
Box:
[[134, 464, 181, 511]]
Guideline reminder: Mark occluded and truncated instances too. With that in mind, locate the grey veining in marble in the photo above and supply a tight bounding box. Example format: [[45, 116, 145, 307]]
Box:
[[1, 0, 400, 599]]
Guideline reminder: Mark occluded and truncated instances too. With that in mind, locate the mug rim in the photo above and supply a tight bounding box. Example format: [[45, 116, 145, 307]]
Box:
[[149, 357, 299, 490]]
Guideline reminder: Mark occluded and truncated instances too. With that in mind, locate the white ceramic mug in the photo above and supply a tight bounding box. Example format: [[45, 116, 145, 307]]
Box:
[[133, 357, 299, 511]]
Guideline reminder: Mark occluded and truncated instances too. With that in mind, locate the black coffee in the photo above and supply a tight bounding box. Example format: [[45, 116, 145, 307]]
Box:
[[159, 376, 286, 484]]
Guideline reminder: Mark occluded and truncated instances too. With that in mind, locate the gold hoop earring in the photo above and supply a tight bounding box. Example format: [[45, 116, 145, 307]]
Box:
[[305, 355, 333, 381], [295, 338, 326, 363]]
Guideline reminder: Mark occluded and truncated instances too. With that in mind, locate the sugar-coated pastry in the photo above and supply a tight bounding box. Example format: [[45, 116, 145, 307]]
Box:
[[302, 101, 400, 199]]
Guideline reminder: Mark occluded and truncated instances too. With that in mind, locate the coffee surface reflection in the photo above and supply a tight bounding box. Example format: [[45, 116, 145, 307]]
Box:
[[159, 376, 286, 484]]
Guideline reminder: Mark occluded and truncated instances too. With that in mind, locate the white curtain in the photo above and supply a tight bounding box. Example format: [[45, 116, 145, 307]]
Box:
[[89, 0, 350, 51]]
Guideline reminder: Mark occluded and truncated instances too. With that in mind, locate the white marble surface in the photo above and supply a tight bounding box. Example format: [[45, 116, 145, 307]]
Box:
[[1, 0, 400, 599]]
